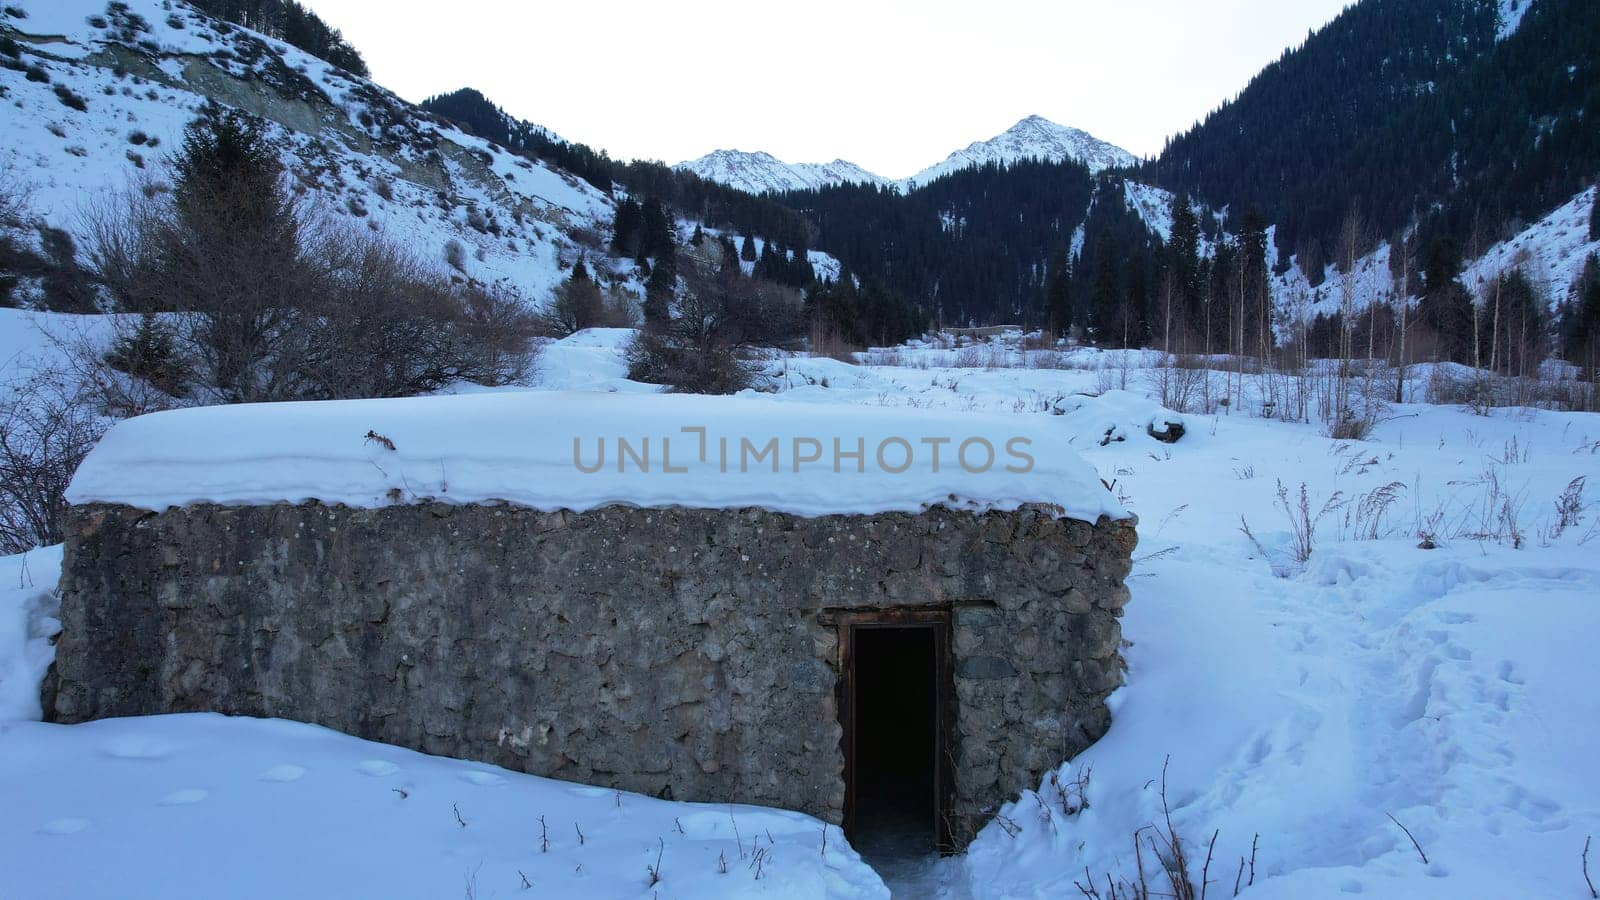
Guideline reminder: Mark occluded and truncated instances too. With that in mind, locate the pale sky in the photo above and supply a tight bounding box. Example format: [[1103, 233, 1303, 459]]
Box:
[[302, 0, 1352, 179]]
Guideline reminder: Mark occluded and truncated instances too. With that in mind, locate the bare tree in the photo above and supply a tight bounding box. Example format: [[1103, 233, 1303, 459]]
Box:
[[627, 241, 803, 393], [0, 366, 107, 552]]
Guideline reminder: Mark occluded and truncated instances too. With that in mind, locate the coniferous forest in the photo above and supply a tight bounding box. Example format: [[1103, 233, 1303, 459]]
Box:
[[1142, 0, 1599, 275]]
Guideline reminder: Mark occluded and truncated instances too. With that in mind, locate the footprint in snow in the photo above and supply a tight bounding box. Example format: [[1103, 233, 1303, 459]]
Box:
[[356, 760, 400, 777], [101, 735, 177, 760], [459, 770, 506, 786], [39, 818, 91, 835], [259, 764, 307, 782], [159, 788, 209, 806]]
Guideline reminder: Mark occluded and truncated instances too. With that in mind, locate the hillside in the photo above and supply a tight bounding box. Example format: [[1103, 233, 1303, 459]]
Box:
[[1143, 0, 1597, 267], [0, 0, 621, 307]]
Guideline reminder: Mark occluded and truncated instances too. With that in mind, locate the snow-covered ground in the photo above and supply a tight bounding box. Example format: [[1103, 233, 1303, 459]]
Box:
[[0, 713, 883, 899], [4, 326, 1600, 898]]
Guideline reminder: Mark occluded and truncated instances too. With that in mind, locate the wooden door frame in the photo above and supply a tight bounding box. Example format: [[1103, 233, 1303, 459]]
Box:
[[834, 608, 956, 853]]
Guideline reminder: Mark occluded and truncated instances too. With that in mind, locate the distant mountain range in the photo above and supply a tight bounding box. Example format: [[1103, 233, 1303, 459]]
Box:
[[675, 115, 1137, 195]]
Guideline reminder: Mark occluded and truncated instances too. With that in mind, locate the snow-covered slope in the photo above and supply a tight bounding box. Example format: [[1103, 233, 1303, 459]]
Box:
[[903, 115, 1137, 188], [0, 0, 621, 307], [1270, 184, 1599, 325], [1497, 0, 1536, 39], [675, 149, 888, 195], [679, 115, 1136, 196]]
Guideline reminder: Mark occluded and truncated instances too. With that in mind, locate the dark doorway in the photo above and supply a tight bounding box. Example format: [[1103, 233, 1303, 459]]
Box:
[[840, 613, 954, 859]]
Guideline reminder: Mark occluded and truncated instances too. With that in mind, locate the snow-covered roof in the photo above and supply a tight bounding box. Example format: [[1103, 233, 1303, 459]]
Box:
[[65, 392, 1127, 522]]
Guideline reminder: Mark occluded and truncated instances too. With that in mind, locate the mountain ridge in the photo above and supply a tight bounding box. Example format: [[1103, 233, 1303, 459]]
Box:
[[675, 115, 1136, 195]]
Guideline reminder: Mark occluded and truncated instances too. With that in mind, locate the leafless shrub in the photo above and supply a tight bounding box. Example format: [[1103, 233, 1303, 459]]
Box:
[[0, 366, 108, 552], [86, 179, 536, 402], [1146, 354, 1206, 413], [1348, 481, 1405, 540], [629, 246, 803, 394], [1277, 479, 1345, 563], [538, 269, 633, 337], [1095, 359, 1129, 394], [1074, 758, 1215, 900], [443, 238, 466, 272], [1451, 465, 1528, 548], [810, 321, 861, 364], [1425, 364, 1477, 405], [1050, 764, 1092, 816], [1545, 476, 1586, 540], [953, 346, 987, 368]]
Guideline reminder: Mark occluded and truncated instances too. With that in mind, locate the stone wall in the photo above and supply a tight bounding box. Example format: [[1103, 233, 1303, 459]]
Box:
[[51, 501, 1135, 843]]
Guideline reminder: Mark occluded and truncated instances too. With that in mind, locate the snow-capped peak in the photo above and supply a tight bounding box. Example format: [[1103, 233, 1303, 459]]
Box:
[[902, 115, 1138, 188], [675, 150, 888, 195]]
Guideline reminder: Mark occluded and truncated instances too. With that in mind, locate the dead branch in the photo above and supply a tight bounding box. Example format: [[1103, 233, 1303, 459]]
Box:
[[1385, 812, 1428, 864], [1584, 835, 1596, 899]]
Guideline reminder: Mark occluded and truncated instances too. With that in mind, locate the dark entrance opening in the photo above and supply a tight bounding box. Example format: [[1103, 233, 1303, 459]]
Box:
[[840, 612, 954, 860]]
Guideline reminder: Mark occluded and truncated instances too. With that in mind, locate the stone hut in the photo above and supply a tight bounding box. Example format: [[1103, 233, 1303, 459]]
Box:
[[50, 392, 1135, 850]]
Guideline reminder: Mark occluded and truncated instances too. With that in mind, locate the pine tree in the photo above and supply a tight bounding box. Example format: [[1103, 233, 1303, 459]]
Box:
[[740, 234, 757, 263], [1042, 247, 1073, 337], [640, 198, 675, 266], [173, 104, 292, 248], [644, 263, 675, 331], [1560, 254, 1600, 379], [1491, 268, 1547, 377], [1590, 190, 1599, 241], [611, 198, 642, 258], [1167, 194, 1204, 332], [1087, 238, 1121, 344], [1419, 235, 1475, 363], [753, 241, 779, 281]]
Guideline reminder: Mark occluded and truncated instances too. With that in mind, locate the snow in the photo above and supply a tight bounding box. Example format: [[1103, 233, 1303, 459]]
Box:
[[0, 545, 61, 721], [1461, 185, 1598, 305], [8, 326, 1600, 896], [675, 150, 889, 195], [1269, 183, 1599, 329], [903, 115, 1137, 189], [1496, 0, 1535, 40], [680, 115, 1137, 196], [1122, 180, 1178, 241], [0, 713, 886, 899], [63, 388, 1127, 523]]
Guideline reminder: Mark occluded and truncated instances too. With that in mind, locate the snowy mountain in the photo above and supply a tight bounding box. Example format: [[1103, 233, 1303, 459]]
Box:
[[677, 115, 1136, 196], [903, 115, 1137, 188], [674, 149, 889, 195]]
